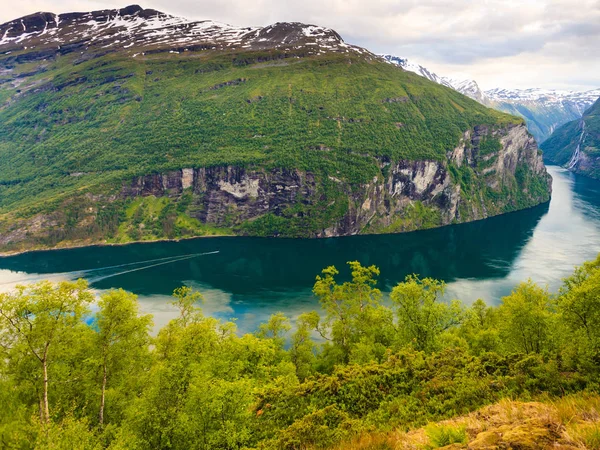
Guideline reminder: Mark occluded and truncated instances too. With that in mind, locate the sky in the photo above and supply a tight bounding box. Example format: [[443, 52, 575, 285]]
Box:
[[1, 0, 599, 91]]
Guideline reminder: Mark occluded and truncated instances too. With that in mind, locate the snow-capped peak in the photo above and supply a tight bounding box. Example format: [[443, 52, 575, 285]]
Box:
[[485, 87, 600, 107], [381, 54, 487, 102], [0, 5, 372, 58]]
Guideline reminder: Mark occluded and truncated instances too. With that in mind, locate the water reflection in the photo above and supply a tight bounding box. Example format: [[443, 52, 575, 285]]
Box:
[[446, 167, 600, 303], [0, 204, 548, 294], [1, 166, 600, 332]]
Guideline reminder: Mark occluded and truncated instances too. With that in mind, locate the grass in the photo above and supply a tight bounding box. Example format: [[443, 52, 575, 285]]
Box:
[[570, 423, 600, 449], [324, 394, 600, 449]]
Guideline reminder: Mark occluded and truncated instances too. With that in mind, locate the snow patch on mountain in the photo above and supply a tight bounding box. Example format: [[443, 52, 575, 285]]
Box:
[[382, 54, 487, 103], [486, 87, 600, 109], [0, 5, 370, 57]]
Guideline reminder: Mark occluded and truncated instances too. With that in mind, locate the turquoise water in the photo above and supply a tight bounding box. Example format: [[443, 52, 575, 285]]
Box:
[[1, 166, 600, 332]]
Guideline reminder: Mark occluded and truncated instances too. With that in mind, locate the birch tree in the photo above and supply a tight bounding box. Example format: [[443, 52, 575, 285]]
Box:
[[0, 279, 92, 424], [95, 289, 152, 426]]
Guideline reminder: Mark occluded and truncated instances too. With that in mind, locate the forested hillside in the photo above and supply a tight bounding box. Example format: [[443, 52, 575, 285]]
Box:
[[1, 255, 599, 449], [0, 6, 550, 251]]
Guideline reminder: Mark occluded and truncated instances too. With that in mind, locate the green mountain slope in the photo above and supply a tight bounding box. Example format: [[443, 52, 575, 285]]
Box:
[[541, 98, 600, 178], [382, 56, 599, 145], [0, 6, 551, 252]]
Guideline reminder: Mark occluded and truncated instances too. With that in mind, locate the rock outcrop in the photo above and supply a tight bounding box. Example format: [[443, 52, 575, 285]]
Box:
[[116, 123, 550, 237]]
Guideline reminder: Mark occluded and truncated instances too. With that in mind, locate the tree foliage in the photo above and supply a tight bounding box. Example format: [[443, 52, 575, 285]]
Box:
[[390, 275, 463, 352], [0, 257, 599, 448]]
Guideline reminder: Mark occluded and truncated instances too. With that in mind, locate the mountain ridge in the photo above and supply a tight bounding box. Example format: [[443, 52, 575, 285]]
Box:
[[382, 55, 489, 103], [382, 54, 600, 143], [0, 4, 370, 60]]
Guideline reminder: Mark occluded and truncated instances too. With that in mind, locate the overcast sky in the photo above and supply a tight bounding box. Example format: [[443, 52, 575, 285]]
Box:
[[2, 0, 599, 91]]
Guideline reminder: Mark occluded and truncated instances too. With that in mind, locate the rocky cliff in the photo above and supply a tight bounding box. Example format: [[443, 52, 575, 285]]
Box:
[[0, 123, 549, 252], [117, 123, 549, 237]]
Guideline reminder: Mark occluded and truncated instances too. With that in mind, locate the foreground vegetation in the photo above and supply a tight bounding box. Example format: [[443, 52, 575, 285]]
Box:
[[334, 395, 600, 449], [1, 254, 600, 449]]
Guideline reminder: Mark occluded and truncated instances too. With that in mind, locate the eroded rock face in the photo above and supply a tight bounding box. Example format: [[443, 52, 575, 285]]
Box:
[[0, 123, 551, 250], [574, 151, 600, 176], [123, 167, 318, 228], [118, 123, 550, 237], [499, 124, 545, 174]]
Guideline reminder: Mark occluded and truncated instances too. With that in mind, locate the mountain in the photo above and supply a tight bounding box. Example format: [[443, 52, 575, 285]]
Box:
[[0, 5, 551, 252], [0, 6, 366, 57], [487, 88, 600, 144], [382, 55, 600, 143], [541, 97, 600, 179], [382, 55, 488, 103]]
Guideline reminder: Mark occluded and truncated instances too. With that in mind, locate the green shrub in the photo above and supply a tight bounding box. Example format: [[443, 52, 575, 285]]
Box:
[[425, 423, 467, 448]]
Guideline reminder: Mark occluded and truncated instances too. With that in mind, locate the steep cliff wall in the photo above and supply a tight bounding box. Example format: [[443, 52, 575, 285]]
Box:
[[0, 123, 550, 252], [115, 123, 550, 238]]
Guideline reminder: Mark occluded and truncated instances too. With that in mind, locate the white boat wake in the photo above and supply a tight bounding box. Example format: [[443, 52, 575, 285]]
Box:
[[0, 251, 219, 286]]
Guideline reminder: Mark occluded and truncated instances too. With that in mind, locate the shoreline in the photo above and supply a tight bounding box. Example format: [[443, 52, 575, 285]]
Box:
[[0, 233, 236, 258], [0, 197, 553, 258]]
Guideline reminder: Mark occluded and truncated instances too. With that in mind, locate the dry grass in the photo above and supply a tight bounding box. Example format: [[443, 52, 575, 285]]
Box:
[[325, 394, 600, 450]]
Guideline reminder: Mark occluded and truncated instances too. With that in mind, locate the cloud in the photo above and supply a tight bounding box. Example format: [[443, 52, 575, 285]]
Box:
[[1, 0, 598, 90]]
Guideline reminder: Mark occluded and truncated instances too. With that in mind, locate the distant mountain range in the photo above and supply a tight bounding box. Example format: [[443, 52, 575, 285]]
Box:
[[382, 55, 600, 144], [382, 55, 488, 104]]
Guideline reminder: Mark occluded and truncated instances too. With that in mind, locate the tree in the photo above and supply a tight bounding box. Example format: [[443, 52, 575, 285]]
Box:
[[171, 286, 204, 327], [95, 289, 152, 426], [290, 313, 317, 380], [458, 299, 501, 355], [558, 256, 600, 358], [257, 313, 292, 365], [312, 261, 389, 364], [390, 275, 463, 352], [129, 286, 220, 448], [256, 313, 291, 350], [498, 280, 554, 354], [0, 280, 92, 424]]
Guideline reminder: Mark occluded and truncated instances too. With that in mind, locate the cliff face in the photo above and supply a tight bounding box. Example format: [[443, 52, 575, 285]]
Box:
[[0, 123, 550, 251], [116, 123, 550, 237], [123, 167, 318, 228]]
